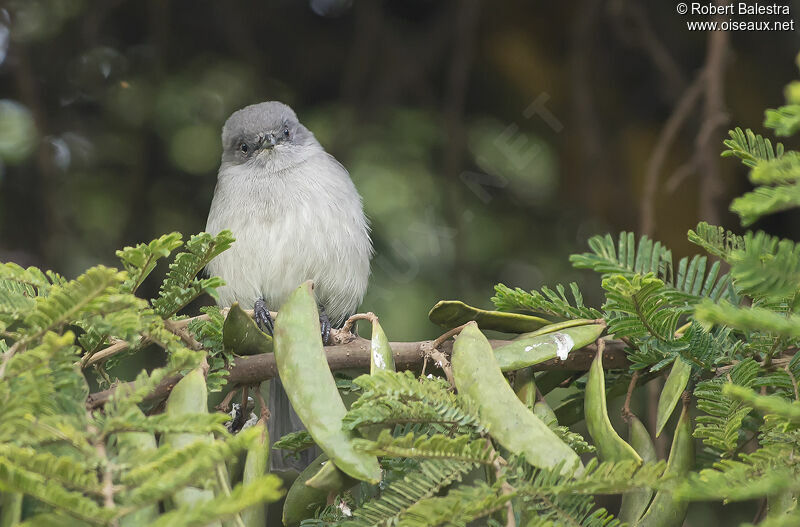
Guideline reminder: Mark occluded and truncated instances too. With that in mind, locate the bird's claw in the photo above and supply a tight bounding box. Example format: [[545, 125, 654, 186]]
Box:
[[254, 298, 274, 335], [319, 309, 332, 346]]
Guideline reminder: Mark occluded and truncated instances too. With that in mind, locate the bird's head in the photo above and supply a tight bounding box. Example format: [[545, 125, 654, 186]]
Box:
[[220, 101, 320, 171]]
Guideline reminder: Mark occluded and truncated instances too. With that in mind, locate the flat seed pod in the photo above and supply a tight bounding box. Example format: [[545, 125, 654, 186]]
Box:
[[274, 281, 381, 484], [618, 415, 657, 524], [513, 367, 537, 409], [655, 358, 692, 437], [637, 404, 694, 527], [428, 300, 550, 333], [305, 459, 357, 492], [223, 302, 273, 355], [161, 367, 220, 526], [282, 454, 330, 526], [584, 347, 642, 464], [241, 423, 269, 527], [370, 318, 395, 374], [452, 322, 582, 475], [533, 401, 558, 425], [494, 324, 605, 371]]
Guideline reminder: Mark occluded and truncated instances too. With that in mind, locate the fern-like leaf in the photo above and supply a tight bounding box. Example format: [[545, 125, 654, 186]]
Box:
[[721, 127, 783, 168], [688, 222, 745, 262], [765, 103, 800, 136], [117, 232, 183, 293], [491, 282, 602, 319], [730, 184, 800, 227], [346, 459, 473, 527], [152, 231, 234, 318], [602, 274, 692, 342], [729, 231, 800, 301], [21, 266, 125, 340], [693, 359, 759, 457], [354, 430, 497, 465]]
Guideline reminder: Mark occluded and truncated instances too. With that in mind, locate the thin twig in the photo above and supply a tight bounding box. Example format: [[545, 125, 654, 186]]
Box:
[[432, 323, 469, 350], [786, 364, 799, 401], [427, 324, 469, 387], [164, 318, 203, 351], [622, 370, 640, 422], [216, 386, 240, 413], [341, 312, 377, 335], [485, 438, 515, 527], [253, 384, 270, 422]]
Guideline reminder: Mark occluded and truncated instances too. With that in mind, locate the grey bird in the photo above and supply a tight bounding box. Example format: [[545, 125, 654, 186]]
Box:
[[205, 101, 372, 470]]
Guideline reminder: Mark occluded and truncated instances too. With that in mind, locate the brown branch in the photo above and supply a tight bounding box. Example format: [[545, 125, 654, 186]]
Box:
[[697, 5, 729, 225], [86, 339, 630, 410], [639, 70, 705, 237], [82, 308, 275, 368]]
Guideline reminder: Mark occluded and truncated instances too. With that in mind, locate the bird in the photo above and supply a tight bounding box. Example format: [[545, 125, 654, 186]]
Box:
[[205, 101, 372, 470]]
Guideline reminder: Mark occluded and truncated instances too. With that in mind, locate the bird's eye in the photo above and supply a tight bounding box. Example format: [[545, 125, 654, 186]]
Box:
[[283, 127, 290, 139], [239, 143, 248, 154]]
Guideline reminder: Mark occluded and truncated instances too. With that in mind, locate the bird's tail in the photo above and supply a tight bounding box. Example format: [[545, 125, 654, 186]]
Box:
[[267, 376, 319, 471]]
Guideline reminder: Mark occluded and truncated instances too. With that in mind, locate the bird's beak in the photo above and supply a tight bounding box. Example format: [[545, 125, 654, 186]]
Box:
[[260, 133, 277, 150]]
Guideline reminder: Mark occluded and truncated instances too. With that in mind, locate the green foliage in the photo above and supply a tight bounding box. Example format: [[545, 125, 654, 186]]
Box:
[[354, 430, 498, 465], [117, 232, 183, 294], [729, 231, 800, 301], [602, 273, 692, 342], [344, 371, 484, 432], [345, 460, 474, 527], [693, 360, 759, 458], [152, 231, 235, 318], [0, 230, 289, 526], [491, 282, 603, 319], [721, 127, 784, 168], [687, 221, 745, 262]]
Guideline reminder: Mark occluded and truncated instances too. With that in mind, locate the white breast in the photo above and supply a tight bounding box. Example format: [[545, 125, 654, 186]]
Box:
[[205, 152, 372, 325]]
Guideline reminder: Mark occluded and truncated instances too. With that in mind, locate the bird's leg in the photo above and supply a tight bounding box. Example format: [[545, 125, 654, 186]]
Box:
[[319, 307, 332, 346], [254, 298, 274, 335]]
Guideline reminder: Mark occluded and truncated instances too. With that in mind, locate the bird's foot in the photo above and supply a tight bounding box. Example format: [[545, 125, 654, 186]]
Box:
[[254, 298, 274, 335], [319, 308, 332, 346]]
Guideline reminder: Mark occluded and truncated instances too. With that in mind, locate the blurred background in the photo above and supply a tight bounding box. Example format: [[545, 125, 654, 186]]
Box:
[[0, 0, 798, 341]]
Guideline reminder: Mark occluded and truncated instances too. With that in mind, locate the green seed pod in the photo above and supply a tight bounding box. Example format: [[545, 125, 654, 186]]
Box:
[[533, 401, 558, 426], [305, 458, 358, 492], [223, 302, 273, 355], [637, 404, 694, 527], [618, 415, 657, 524], [115, 408, 158, 527], [370, 318, 395, 374], [584, 347, 642, 464], [516, 318, 599, 339], [452, 322, 582, 475], [283, 454, 331, 526], [274, 281, 381, 484], [429, 300, 550, 333], [161, 367, 219, 525], [494, 324, 605, 372], [655, 358, 692, 437], [513, 367, 537, 409], [0, 492, 22, 527], [240, 423, 269, 527]]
